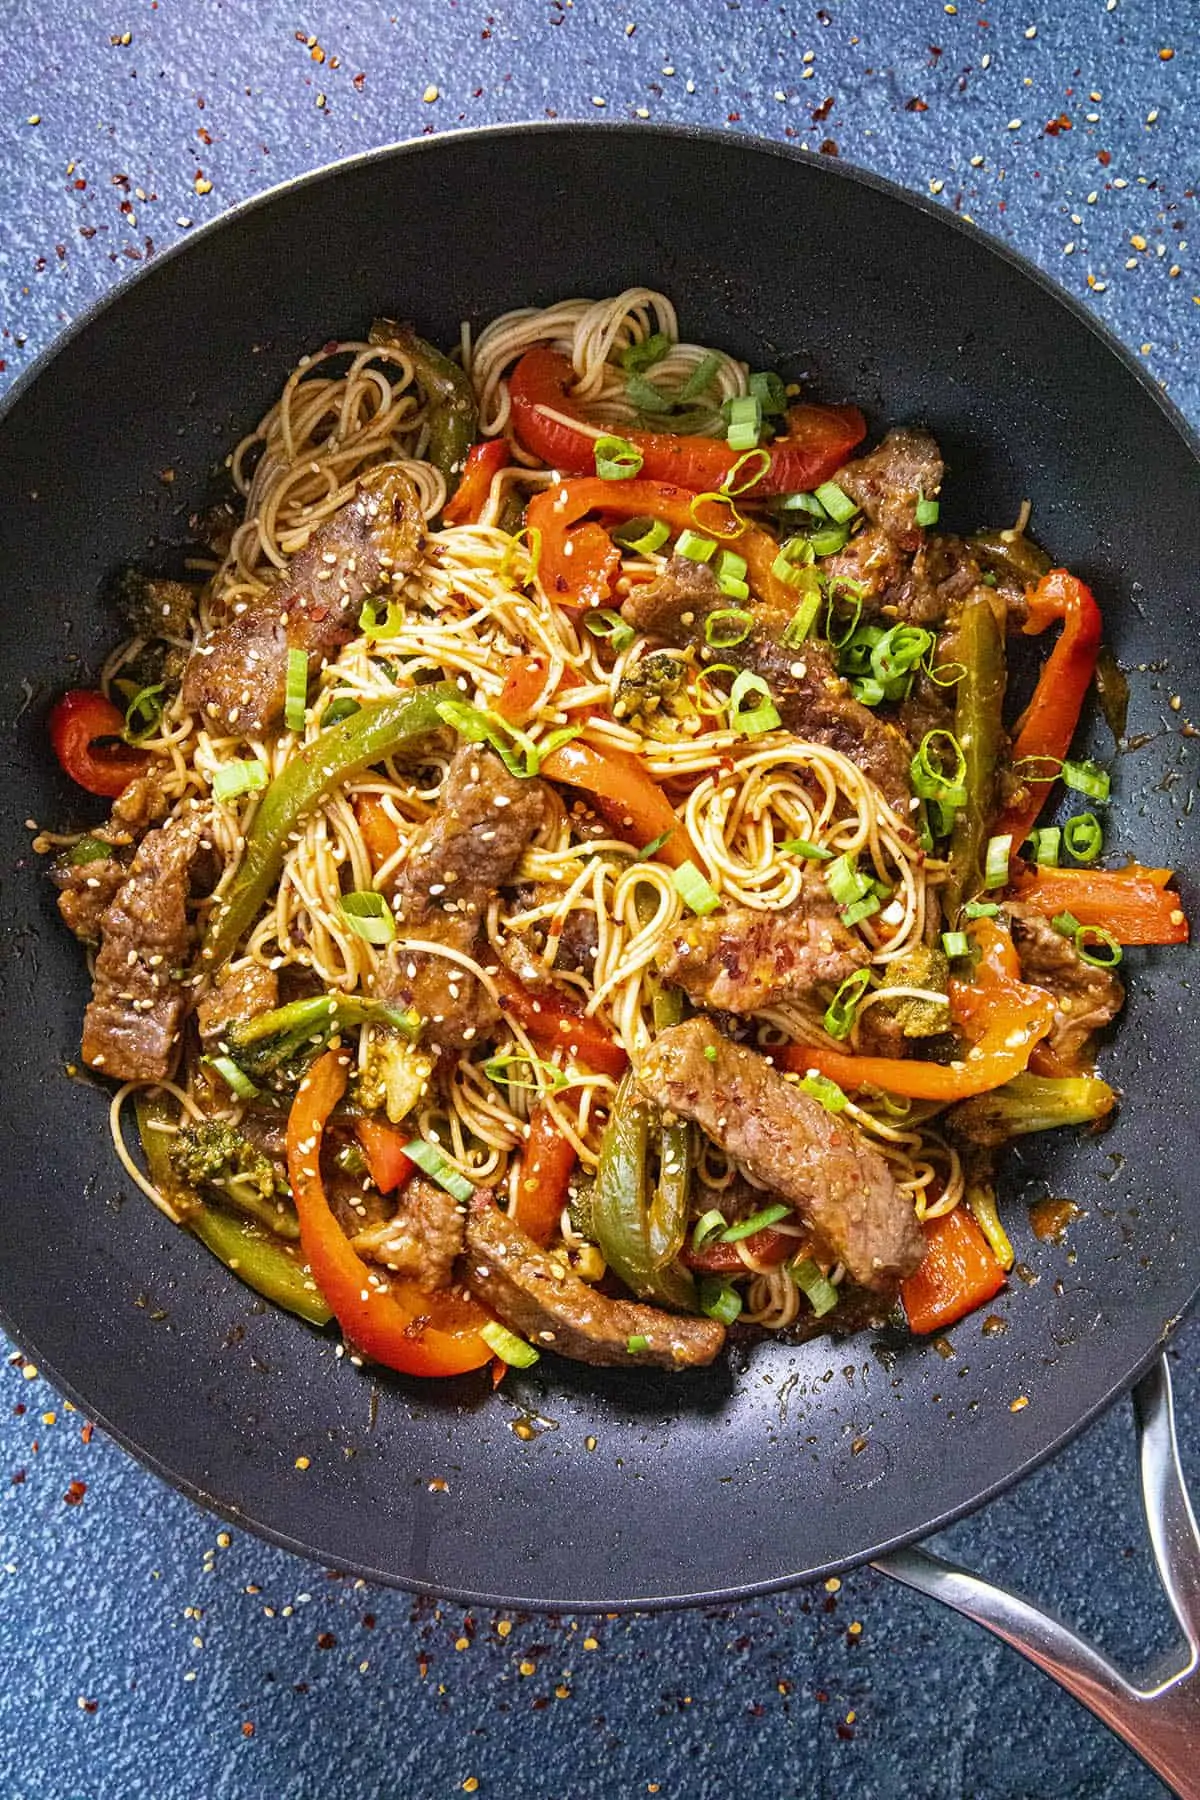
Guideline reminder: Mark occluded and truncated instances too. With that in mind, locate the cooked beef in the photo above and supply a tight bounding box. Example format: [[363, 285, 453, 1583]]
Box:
[[826, 527, 989, 628], [833, 427, 944, 551], [461, 1192, 726, 1369], [196, 959, 279, 1046], [823, 524, 911, 611], [376, 745, 547, 1048], [621, 557, 913, 813], [352, 1175, 466, 1291], [81, 811, 201, 1081], [95, 765, 171, 846], [658, 872, 866, 1013], [182, 463, 425, 737], [1009, 904, 1124, 1068], [637, 1018, 923, 1289], [53, 854, 127, 943], [504, 883, 601, 985]]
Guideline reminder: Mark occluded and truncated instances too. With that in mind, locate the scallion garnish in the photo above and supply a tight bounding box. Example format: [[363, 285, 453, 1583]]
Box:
[[481, 1052, 568, 1093], [634, 829, 674, 862], [626, 1334, 651, 1355], [749, 370, 788, 414], [284, 647, 308, 734], [618, 332, 671, 374], [910, 730, 968, 809], [1024, 825, 1061, 867], [402, 1137, 476, 1205], [626, 371, 675, 414], [962, 899, 1000, 918], [728, 669, 781, 737], [825, 584, 864, 648], [772, 548, 819, 590], [1064, 812, 1103, 862], [480, 1319, 540, 1367], [675, 528, 718, 564], [850, 676, 887, 707], [1062, 759, 1111, 803], [823, 967, 871, 1040], [813, 480, 859, 524], [720, 1202, 792, 1243], [825, 852, 870, 909], [339, 889, 397, 945], [779, 837, 833, 860], [1075, 924, 1122, 968], [1052, 909, 1083, 936], [206, 1054, 261, 1100], [941, 930, 971, 960], [799, 1072, 849, 1113], [212, 758, 269, 803], [716, 547, 748, 585], [782, 591, 823, 646], [123, 681, 166, 744], [791, 1257, 839, 1318], [810, 519, 851, 556], [583, 608, 636, 654], [721, 449, 772, 496], [871, 625, 933, 697], [672, 860, 721, 916], [692, 1208, 727, 1249], [840, 893, 881, 928], [724, 394, 763, 452], [358, 597, 405, 638], [914, 491, 940, 527], [983, 833, 1013, 890], [697, 1276, 743, 1326], [705, 607, 754, 648], [594, 433, 644, 481], [611, 515, 670, 555], [774, 490, 827, 516], [678, 350, 723, 401], [67, 836, 112, 866]]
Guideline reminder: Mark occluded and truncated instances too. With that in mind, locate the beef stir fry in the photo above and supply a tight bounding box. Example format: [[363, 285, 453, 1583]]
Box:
[[40, 288, 1188, 1384]]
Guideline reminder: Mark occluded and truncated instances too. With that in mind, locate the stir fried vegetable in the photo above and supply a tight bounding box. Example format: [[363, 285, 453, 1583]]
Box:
[[514, 1103, 580, 1247], [369, 320, 478, 492], [900, 1206, 1007, 1336], [225, 994, 419, 1089], [1009, 862, 1188, 946], [592, 1073, 698, 1311], [441, 438, 508, 525], [49, 689, 149, 798], [944, 591, 1005, 915], [945, 1071, 1116, 1145], [538, 734, 698, 868]]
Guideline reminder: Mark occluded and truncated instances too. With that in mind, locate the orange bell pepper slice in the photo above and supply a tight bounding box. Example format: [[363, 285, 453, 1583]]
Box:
[[354, 1117, 416, 1195], [901, 1206, 1007, 1335], [538, 735, 697, 869], [1009, 861, 1188, 946], [513, 1102, 579, 1246], [442, 438, 509, 525], [494, 971, 628, 1081]]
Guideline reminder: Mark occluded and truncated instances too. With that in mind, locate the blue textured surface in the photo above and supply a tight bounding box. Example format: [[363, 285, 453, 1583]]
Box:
[[2, 3, 1198, 1796]]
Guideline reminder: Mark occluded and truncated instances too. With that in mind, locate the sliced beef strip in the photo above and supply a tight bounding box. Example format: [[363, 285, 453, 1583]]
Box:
[[196, 959, 279, 1046], [658, 871, 867, 1014], [53, 855, 127, 943], [621, 557, 914, 814], [637, 1017, 923, 1289], [81, 809, 202, 1082], [461, 1192, 726, 1369], [95, 765, 171, 846], [375, 744, 547, 1049], [832, 427, 944, 552], [182, 463, 425, 737], [351, 1175, 466, 1291], [1009, 904, 1125, 1068]]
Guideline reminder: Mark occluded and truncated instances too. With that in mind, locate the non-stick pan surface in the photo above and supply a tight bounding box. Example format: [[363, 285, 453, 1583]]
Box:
[[0, 126, 1196, 1609]]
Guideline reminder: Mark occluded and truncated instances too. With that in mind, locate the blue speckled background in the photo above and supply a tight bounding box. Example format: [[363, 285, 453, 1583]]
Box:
[[1, 4, 1197, 1796]]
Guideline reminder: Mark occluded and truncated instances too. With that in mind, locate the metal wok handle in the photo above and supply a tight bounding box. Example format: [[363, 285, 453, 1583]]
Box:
[[874, 1357, 1200, 1799]]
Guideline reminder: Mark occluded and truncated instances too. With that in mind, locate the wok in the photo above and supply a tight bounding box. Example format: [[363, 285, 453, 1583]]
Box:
[[1, 126, 1197, 1787]]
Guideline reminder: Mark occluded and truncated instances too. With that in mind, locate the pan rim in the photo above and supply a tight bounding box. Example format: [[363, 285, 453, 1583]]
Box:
[[1, 119, 1196, 1609]]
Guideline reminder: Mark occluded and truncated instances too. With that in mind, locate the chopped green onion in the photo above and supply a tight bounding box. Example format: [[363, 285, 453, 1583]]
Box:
[[810, 520, 851, 556], [779, 837, 832, 860], [716, 575, 749, 603], [720, 449, 772, 496], [206, 1054, 260, 1100], [910, 730, 968, 808], [749, 370, 788, 414], [481, 1052, 568, 1093], [1075, 925, 1123, 968], [1052, 909, 1083, 936], [825, 585, 863, 649], [284, 647, 308, 734], [618, 331, 671, 373], [729, 669, 781, 738], [626, 1334, 651, 1355], [775, 490, 827, 517], [212, 758, 269, 803], [772, 548, 817, 589], [692, 1208, 727, 1249], [823, 968, 871, 1041], [724, 394, 763, 452], [813, 480, 859, 523], [914, 492, 940, 527], [635, 829, 673, 862], [1062, 759, 1111, 803], [963, 899, 1000, 918], [799, 1072, 849, 1113], [626, 372, 675, 414], [583, 608, 636, 654], [358, 597, 405, 638], [594, 433, 644, 481], [791, 1257, 839, 1318], [716, 548, 748, 584], [720, 1202, 792, 1243], [123, 681, 166, 744], [480, 1319, 540, 1367], [697, 1276, 743, 1326], [1013, 754, 1064, 785], [782, 592, 823, 646], [1024, 826, 1062, 867], [612, 515, 670, 555], [840, 893, 881, 928], [339, 889, 397, 945], [850, 676, 887, 707], [675, 528, 718, 564], [322, 695, 361, 728], [435, 698, 544, 779], [1064, 812, 1103, 863], [703, 1044, 718, 1063], [68, 835, 113, 866], [673, 860, 721, 916], [402, 1137, 476, 1204], [678, 350, 723, 401], [705, 607, 754, 647], [871, 625, 933, 692], [838, 623, 885, 678], [983, 833, 1013, 890], [825, 852, 870, 908], [941, 930, 971, 960]]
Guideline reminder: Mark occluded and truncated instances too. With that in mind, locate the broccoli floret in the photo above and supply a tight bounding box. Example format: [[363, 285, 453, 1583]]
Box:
[[169, 1121, 282, 1202], [112, 568, 199, 642], [876, 944, 951, 1037], [355, 1030, 435, 1124], [946, 1072, 1115, 1147], [224, 993, 420, 1092], [613, 651, 689, 726]]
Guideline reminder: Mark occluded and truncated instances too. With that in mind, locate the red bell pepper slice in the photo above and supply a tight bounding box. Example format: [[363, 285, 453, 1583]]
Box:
[[509, 348, 865, 496], [48, 689, 149, 799], [682, 1228, 793, 1274], [781, 919, 1056, 1101], [539, 735, 697, 868], [901, 1206, 1007, 1335], [287, 1051, 493, 1378], [354, 1117, 416, 1195], [355, 793, 402, 871], [993, 569, 1104, 851], [513, 1102, 579, 1246], [441, 438, 509, 526], [1009, 862, 1189, 946], [527, 475, 808, 615], [494, 970, 628, 1081], [494, 655, 553, 726]]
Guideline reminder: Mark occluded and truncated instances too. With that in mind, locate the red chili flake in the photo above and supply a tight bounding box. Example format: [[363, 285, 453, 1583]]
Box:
[[1098, 149, 1112, 166], [815, 1688, 829, 1703], [13, 1403, 25, 1417], [80, 226, 97, 239], [197, 126, 213, 145], [362, 1613, 376, 1629], [906, 97, 929, 112], [928, 44, 943, 61], [727, 112, 741, 123], [1044, 113, 1072, 136], [352, 72, 365, 90], [241, 1721, 255, 1738], [64, 1479, 87, 1505], [820, 138, 839, 156], [81, 1699, 98, 1715], [836, 1721, 855, 1741], [11, 1469, 25, 1485], [73, 178, 87, 190], [81, 1422, 94, 1444], [812, 94, 835, 122], [316, 1632, 337, 1650]]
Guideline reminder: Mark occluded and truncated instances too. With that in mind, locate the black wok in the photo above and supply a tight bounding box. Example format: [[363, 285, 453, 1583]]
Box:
[[0, 126, 1196, 1617]]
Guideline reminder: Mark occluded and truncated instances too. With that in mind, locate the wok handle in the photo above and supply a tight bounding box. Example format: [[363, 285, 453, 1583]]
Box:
[[874, 1356, 1200, 1799]]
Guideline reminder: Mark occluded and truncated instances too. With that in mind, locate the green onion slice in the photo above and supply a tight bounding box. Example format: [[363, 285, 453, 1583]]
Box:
[[1052, 910, 1083, 936], [799, 1072, 849, 1113], [339, 889, 397, 945], [692, 1208, 727, 1249], [68, 835, 113, 866], [481, 1052, 568, 1093], [594, 433, 644, 481], [1024, 826, 1061, 867], [1062, 758, 1111, 803], [402, 1137, 476, 1205], [673, 860, 721, 916], [697, 1276, 743, 1326], [435, 698, 547, 779], [618, 332, 671, 374], [212, 758, 269, 803], [1075, 924, 1122, 968], [583, 608, 636, 654], [719, 1203, 792, 1243], [675, 528, 718, 564], [963, 899, 1000, 918], [910, 730, 968, 808], [779, 836, 832, 860], [775, 490, 827, 517], [941, 930, 971, 960], [914, 492, 940, 527], [626, 1333, 651, 1355], [626, 371, 675, 414], [729, 669, 781, 738], [983, 833, 1013, 890], [825, 852, 870, 909], [813, 480, 859, 523], [1063, 812, 1103, 863], [284, 647, 308, 734], [705, 607, 754, 648], [749, 371, 788, 414], [823, 968, 871, 1041], [791, 1257, 839, 1318], [825, 585, 863, 649], [840, 894, 881, 928], [724, 394, 763, 452], [358, 598, 405, 639], [850, 676, 887, 707], [123, 681, 166, 744], [810, 520, 851, 556], [721, 448, 772, 495], [678, 349, 723, 401], [782, 591, 823, 646], [206, 1054, 261, 1100], [480, 1319, 540, 1367], [611, 515, 670, 555], [634, 829, 674, 862]]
